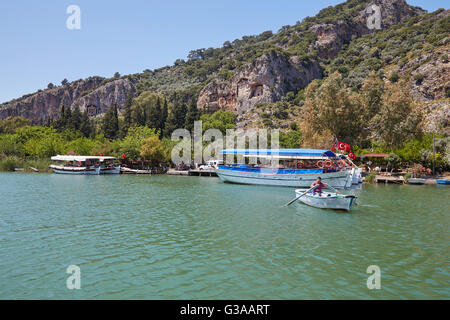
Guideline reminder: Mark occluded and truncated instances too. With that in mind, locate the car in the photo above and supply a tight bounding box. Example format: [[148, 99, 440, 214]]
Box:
[[199, 160, 223, 170]]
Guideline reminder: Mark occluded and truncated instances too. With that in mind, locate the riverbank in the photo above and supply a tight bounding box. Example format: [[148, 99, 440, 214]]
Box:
[[0, 156, 51, 173]]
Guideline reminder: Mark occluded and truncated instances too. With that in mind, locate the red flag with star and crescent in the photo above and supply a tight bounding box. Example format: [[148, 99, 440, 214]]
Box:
[[338, 141, 351, 151]]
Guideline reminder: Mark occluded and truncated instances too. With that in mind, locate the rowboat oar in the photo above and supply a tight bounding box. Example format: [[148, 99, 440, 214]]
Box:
[[284, 185, 318, 207], [326, 185, 340, 194]]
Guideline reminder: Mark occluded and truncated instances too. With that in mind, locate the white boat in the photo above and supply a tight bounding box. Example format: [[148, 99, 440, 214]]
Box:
[[216, 149, 353, 189], [408, 178, 426, 185], [50, 155, 120, 175], [295, 189, 357, 211]]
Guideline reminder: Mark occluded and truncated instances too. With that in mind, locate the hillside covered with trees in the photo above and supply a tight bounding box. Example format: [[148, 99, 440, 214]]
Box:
[[0, 0, 449, 171]]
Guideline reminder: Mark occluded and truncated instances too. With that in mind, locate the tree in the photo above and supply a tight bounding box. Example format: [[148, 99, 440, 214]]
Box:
[[71, 106, 82, 131], [61, 78, 68, 86], [200, 110, 236, 134], [102, 105, 119, 140], [114, 72, 120, 79], [47, 83, 55, 89], [161, 98, 168, 133], [301, 72, 364, 146], [0, 116, 32, 134], [185, 98, 199, 132], [80, 110, 93, 138], [280, 130, 303, 148], [164, 102, 187, 137], [140, 135, 164, 166], [118, 126, 158, 159], [373, 82, 422, 149], [63, 106, 72, 129], [120, 96, 133, 138]]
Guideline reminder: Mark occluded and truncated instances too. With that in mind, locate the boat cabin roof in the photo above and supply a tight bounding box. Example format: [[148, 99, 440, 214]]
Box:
[[220, 149, 336, 159], [51, 155, 116, 162]]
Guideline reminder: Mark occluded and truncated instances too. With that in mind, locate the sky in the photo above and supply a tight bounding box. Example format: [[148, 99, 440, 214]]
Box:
[[0, 0, 447, 103]]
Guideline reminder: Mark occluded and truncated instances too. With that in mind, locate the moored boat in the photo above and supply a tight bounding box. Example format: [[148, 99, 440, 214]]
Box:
[[295, 188, 357, 211], [216, 149, 353, 189], [408, 178, 426, 185], [436, 179, 450, 185], [50, 155, 120, 175]]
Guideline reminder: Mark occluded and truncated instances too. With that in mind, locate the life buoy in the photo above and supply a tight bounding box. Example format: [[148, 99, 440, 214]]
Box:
[[316, 160, 324, 168], [337, 160, 346, 169], [324, 160, 333, 168]]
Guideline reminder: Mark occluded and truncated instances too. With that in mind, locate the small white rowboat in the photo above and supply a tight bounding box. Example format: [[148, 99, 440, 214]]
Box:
[[295, 189, 357, 211]]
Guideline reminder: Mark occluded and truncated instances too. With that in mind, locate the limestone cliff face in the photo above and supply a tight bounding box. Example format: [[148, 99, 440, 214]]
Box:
[[197, 52, 322, 114], [72, 79, 136, 115], [0, 78, 136, 123], [311, 0, 424, 59], [197, 0, 424, 115]]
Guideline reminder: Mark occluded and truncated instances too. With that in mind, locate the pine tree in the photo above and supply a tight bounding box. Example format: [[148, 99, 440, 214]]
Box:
[[54, 105, 65, 130], [102, 104, 119, 140], [72, 106, 82, 131], [63, 107, 72, 129], [163, 102, 187, 137], [185, 98, 199, 132], [80, 110, 92, 138], [155, 97, 162, 132], [161, 98, 168, 133], [120, 96, 133, 138]]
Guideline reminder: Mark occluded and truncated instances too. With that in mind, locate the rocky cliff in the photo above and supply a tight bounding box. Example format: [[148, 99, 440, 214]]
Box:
[[197, 52, 322, 114], [0, 77, 136, 123], [197, 0, 424, 115]]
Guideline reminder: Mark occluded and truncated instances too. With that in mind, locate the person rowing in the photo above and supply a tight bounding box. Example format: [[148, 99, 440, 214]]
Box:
[[310, 177, 328, 196]]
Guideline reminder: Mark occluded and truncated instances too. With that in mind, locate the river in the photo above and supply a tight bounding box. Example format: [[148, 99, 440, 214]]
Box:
[[0, 172, 448, 299]]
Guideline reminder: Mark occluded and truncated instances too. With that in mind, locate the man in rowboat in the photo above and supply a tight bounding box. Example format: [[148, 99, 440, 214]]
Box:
[[310, 177, 328, 196]]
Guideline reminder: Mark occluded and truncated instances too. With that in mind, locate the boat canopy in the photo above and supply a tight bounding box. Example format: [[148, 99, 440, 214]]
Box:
[[219, 149, 336, 159], [51, 155, 116, 162]]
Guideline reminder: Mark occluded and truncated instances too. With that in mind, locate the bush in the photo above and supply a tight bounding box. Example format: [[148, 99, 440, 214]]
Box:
[[365, 171, 377, 183], [0, 156, 22, 171], [388, 71, 399, 83]]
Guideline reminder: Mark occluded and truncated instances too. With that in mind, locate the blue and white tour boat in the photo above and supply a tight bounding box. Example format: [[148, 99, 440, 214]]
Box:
[[216, 149, 354, 188]]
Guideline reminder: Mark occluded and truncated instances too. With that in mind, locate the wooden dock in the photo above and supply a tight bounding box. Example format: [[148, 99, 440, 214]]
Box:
[[188, 169, 218, 177], [167, 169, 189, 176], [375, 175, 405, 184]]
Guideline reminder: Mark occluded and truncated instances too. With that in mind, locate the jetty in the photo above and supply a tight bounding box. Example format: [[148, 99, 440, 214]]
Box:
[[166, 169, 218, 177], [375, 175, 405, 184], [188, 169, 218, 177], [167, 169, 189, 176]]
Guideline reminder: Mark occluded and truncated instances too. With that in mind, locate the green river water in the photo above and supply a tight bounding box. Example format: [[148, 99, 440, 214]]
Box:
[[0, 172, 448, 299]]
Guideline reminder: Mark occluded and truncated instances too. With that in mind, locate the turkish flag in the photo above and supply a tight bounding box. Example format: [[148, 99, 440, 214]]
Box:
[[121, 153, 126, 159], [338, 141, 350, 151], [348, 152, 356, 160]]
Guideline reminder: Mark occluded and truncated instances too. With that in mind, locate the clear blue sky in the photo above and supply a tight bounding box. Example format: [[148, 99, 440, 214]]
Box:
[[0, 0, 447, 103]]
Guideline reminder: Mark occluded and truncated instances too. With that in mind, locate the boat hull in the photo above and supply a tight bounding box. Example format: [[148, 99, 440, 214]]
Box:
[[216, 167, 351, 188], [50, 165, 100, 175], [408, 178, 426, 185], [295, 189, 356, 211], [353, 168, 363, 184], [436, 179, 450, 184], [99, 166, 121, 174]]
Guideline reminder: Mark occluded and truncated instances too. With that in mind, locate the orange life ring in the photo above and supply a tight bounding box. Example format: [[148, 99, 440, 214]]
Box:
[[324, 160, 333, 168], [316, 160, 324, 168]]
